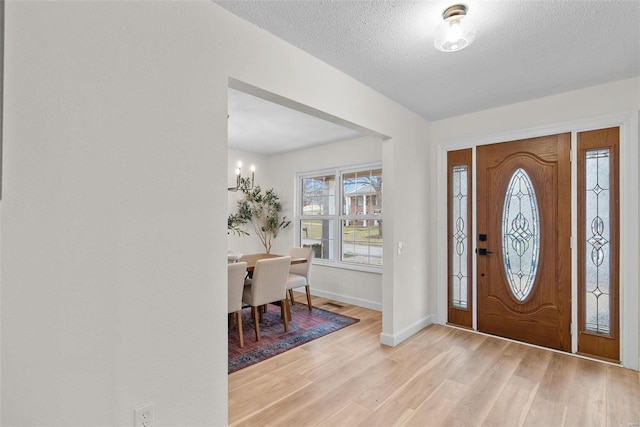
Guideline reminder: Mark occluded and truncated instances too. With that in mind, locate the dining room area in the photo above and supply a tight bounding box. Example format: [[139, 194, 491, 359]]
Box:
[[225, 84, 386, 375], [228, 249, 312, 343], [226, 246, 366, 372], [226, 84, 385, 311]]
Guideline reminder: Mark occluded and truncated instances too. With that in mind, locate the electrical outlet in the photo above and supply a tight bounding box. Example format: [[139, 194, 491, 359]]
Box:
[[397, 241, 405, 255], [134, 404, 154, 427]]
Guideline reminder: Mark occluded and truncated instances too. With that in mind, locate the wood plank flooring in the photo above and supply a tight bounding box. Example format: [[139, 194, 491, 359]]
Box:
[[228, 294, 640, 427]]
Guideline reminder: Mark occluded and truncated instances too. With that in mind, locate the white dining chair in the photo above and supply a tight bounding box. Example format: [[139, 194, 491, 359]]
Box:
[[242, 256, 291, 341], [286, 246, 313, 311], [228, 261, 248, 348]]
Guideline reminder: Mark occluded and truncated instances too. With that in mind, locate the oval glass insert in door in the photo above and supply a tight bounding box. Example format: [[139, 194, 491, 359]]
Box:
[[502, 168, 541, 301]]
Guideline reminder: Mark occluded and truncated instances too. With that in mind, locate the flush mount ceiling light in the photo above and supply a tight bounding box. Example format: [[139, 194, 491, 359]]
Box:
[[434, 4, 477, 52]]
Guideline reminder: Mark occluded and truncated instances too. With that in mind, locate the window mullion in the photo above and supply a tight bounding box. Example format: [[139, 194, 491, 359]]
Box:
[[333, 170, 341, 263]]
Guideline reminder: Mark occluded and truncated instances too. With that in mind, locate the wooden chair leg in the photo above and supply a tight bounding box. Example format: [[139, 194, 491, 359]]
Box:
[[280, 299, 291, 322], [288, 289, 295, 305], [281, 299, 289, 332], [235, 311, 244, 348], [228, 313, 234, 328], [251, 306, 261, 341], [305, 285, 312, 311]]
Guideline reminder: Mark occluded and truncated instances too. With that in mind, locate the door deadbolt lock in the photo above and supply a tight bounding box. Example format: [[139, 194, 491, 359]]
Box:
[[477, 248, 493, 256]]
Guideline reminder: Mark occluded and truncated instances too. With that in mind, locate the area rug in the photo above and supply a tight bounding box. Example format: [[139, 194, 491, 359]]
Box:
[[228, 302, 359, 374]]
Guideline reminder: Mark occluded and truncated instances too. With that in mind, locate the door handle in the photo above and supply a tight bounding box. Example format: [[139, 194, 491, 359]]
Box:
[[477, 248, 493, 256]]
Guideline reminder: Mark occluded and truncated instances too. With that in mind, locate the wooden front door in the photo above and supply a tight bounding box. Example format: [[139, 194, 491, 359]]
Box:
[[477, 134, 571, 351]]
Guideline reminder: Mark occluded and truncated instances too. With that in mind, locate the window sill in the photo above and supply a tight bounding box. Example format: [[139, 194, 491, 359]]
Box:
[[311, 259, 383, 275]]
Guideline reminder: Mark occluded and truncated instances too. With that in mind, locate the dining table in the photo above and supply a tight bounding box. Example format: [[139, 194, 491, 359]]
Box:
[[239, 253, 307, 272]]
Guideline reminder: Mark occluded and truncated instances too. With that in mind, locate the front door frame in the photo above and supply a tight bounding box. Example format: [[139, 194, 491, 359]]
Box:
[[436, 112, 639, 370]]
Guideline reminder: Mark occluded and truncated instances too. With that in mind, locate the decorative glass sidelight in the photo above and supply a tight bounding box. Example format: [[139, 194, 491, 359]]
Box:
[[451, 165, 468, 308], [584, 149, 611, 334], [502, 168, 540, 301]]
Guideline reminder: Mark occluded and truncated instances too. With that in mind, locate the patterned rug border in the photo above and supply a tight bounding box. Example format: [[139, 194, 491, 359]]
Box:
[[228, 303, 359, 374]]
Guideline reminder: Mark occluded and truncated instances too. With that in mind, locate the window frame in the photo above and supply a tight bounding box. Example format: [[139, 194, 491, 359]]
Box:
[[296, 162, 383, 274]]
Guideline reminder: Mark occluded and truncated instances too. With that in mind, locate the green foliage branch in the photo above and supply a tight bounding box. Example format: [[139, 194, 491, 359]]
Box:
[[227, 178, 291, 254]]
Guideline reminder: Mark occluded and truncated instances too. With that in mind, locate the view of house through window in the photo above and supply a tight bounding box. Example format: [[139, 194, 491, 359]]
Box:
[[298, 165, 382, 268]]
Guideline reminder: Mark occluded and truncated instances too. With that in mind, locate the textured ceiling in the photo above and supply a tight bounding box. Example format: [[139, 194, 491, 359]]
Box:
[[220, 0, 640, 152]]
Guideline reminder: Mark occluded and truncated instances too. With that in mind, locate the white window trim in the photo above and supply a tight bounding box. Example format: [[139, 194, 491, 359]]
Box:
[[296, 162, 383, 273]]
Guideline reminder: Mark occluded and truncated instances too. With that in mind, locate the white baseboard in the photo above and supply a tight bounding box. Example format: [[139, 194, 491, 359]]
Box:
[[379, 314, 436, 347], [309, 289, 382, 312]]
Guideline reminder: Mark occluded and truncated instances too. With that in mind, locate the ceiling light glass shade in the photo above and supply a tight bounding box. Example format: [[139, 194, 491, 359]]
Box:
[[434, 5, 477, 52]]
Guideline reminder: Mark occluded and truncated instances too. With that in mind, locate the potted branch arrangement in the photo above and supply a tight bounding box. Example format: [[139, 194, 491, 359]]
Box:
[[228, 178, 291, 254]]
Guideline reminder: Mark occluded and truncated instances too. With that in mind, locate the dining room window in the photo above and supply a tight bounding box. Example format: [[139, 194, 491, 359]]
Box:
[[298, 164, 382, 270]]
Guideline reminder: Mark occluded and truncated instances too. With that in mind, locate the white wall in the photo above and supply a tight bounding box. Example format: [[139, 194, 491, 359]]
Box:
[[431, 77, 640, 369], [1, 2, 431, 425], [268, 136, 384, 310], [2, 2, 227, 425], [379, 118, 432, 345]]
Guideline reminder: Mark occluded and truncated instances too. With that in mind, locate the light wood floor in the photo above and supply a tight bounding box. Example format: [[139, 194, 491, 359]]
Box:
[[229, 294, 640, 427]]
